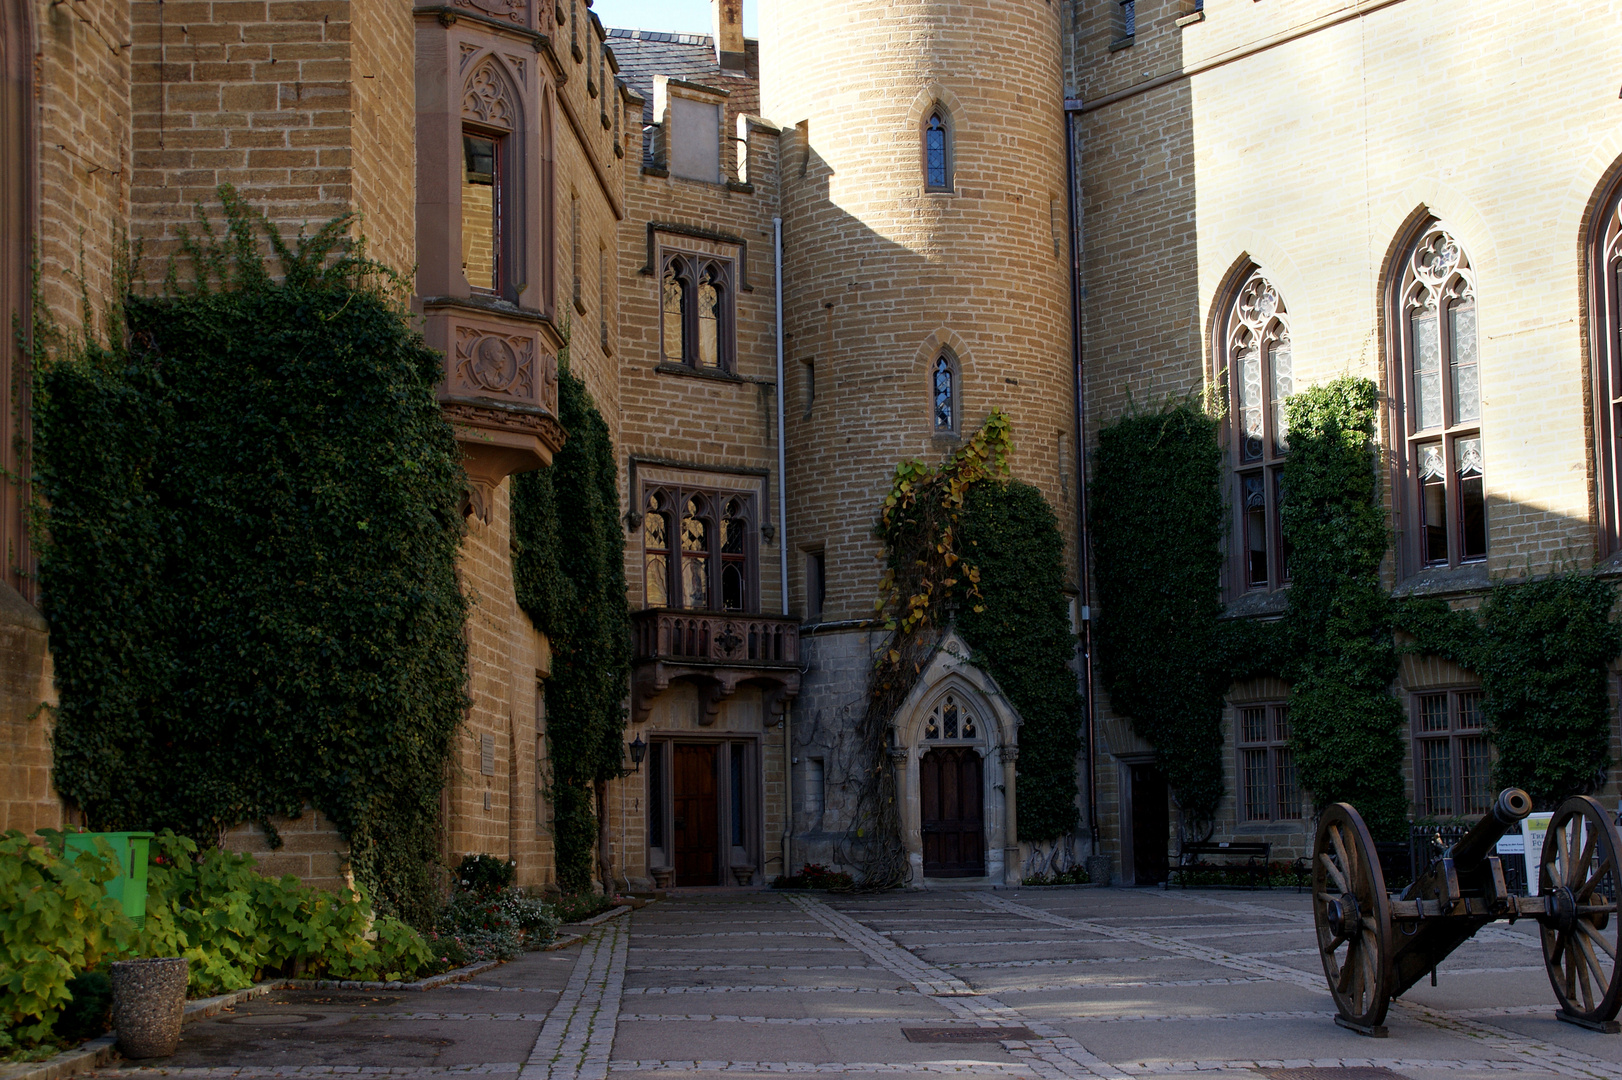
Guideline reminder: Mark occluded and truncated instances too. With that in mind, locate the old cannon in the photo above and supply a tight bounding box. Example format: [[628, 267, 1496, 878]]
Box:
[[1314, 788, 1622, 1036]]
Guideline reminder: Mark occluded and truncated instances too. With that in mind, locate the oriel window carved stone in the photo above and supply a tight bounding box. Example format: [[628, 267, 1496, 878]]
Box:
[[459, 58, 520, 299], [1392, 222, 1485, 571], [1222, 269, 1292, 592], [659, 252, 735, 372], [644, 485, 756, 612]]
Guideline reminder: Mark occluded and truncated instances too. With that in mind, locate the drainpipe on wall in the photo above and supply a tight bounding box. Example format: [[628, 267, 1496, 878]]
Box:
[[774, 216, 793, 876], [1062, 101, 1100, 856]]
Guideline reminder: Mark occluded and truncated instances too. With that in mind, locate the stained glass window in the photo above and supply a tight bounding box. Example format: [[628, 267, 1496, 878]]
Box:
[[933, 355, 954, 431], [1224, 270, 1291, 592], [925, 111, 949, 191]]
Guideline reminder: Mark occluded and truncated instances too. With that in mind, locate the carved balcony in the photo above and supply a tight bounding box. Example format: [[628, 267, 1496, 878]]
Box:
[[630, 609, 801, 724]]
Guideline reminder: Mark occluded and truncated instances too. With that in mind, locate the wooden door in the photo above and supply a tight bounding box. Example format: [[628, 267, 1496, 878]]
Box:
[[920, 747, 985, 877], [673, 744, 719, 886], [1129, 764, 1169, 885]]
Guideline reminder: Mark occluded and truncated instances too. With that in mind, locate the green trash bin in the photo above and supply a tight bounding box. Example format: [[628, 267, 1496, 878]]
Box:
[[63, 831, 154, 928]]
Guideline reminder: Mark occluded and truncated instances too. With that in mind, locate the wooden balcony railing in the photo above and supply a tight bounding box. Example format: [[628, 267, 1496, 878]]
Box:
[[632, 609, 800, 668]]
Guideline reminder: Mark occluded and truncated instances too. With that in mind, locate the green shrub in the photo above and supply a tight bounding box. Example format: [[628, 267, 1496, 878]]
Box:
[[0, 833, 132, 1049], [455, 854, 517, 896], [770, 863, 855, 891], [548, 892, 616, 924], [52, 973, 112, 1045], [434, 887, 557, 961]]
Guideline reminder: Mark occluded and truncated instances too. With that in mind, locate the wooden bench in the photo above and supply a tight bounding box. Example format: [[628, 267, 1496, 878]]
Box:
[[1168, 840, 1272, 888]]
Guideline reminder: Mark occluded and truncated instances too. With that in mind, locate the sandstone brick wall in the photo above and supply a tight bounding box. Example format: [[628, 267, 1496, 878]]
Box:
[[761, 0, 1079, 626], [221, 807, 351, 894], [128, 0, 416, 277], [0, 590, 60, 837], [34, 0, 131, 336]]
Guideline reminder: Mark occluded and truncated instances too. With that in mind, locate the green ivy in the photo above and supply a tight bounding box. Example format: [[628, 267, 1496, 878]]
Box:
[[35, 189, 469, 922], [1089, 402, 1228, 827], [1276, 378, 1408, 839], [957, 480, 1083, 841], [511, 351, 631, 894], [1400, 576, 1621, 806]]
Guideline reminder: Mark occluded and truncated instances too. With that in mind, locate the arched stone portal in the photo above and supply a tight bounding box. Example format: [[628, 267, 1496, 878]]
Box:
[[893, 634, 1022, 886]]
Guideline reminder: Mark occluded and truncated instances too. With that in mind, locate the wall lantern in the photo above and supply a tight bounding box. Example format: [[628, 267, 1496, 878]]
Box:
[[627, 734, 647, 773]]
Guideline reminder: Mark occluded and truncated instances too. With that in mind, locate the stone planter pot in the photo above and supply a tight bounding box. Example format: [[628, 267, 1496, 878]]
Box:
[[651, 867, 673, 889], [111, 957, 188, 1059]]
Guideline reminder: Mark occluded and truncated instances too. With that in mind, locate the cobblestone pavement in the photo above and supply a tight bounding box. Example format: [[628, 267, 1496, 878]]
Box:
[[91, 888, 1622, 1079]]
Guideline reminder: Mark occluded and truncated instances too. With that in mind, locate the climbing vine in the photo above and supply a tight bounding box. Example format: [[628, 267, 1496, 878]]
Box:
[[957, 480, 1084, 842], [36, 188, 469, 922], [845, 412, 1011, 888], [511, 344, 631, 894], [1275, 378, 1408, 839], [1400, 576, 1621, 807], [1089, 401, 1228, 828]]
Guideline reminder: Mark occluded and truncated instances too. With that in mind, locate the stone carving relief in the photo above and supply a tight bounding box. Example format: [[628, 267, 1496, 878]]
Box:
[[463, 60, 515, 128], [453, 0, 527, 24], [453, 327, 534, 399]]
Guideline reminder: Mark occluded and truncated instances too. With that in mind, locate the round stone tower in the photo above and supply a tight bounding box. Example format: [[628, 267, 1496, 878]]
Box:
[[762, 1, 1075, 878]]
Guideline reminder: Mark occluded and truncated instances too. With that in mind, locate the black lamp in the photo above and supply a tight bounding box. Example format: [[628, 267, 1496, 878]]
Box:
[[627, 734, 647, 773]]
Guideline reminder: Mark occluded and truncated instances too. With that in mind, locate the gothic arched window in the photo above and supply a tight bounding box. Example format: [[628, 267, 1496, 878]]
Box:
[[924, 694, 978, 741], [1392, 222, 1484, 571], [1592, 178, 1622, 557], [1223, 270, 1293, 591], [924, 108, 952, 192], [659, 252, 734, 372], [933, 353, 956, 433], [460, 58, 521, 299], [642, 485, 756, 612]]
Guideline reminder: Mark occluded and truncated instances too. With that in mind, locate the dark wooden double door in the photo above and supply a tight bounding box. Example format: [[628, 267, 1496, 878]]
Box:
[[920, 747, 985, 877]]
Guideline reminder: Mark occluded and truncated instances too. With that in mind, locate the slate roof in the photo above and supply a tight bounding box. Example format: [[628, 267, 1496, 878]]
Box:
[[605, 27, 760, 163]]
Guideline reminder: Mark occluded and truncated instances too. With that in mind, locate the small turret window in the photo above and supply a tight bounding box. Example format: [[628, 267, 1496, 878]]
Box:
[[932, 352, 958, 433], [924, 109, 952, 192]]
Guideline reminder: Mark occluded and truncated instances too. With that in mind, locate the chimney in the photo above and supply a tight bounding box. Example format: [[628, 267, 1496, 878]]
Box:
[[711, 0, 745, 70]]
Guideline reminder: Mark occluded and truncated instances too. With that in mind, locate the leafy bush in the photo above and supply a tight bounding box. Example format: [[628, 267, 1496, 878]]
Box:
[[52, 973, 112, 1045], [771, 863, 855, 891], [455, 855, 517, 896], [434, 887, 559, 961], [0, 833, 132, 1050], [1021, 866, 1091, 887]]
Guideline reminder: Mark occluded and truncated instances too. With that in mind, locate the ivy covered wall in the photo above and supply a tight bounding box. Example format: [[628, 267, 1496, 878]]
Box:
[[38, 194, 469, 921]]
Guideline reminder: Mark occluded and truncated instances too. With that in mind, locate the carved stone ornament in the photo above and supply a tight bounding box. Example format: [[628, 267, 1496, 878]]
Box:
[[455, 0, 527, 22], [463, 61, 515, 128], [454, 327, 534, 399], [440, 401, 565, 452]]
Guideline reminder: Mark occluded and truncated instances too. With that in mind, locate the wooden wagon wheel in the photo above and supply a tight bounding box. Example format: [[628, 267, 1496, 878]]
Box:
[[1313, 803, 1393, 1032], [1538, 796, 1622, 1029]]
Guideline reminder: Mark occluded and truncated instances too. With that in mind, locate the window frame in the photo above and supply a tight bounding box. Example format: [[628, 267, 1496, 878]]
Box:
[[1590, 176, 1622, 557], [659, 250, 737, 373], [1410, 688, 1491, 818], [1234, 702, 1299, 823], [460, 127, 506, 296], [641, 483, 758, 614], [1219, 268, 1293, 594], [931, 349, 960, 436], [1388, 221, 1486, 575], [922, 106, 953, 194]]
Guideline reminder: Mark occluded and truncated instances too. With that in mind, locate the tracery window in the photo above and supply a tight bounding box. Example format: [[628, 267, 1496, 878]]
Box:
[[924, 108, 952, 192], [1222, 269, 1292, 591], [924, 694, 978, 740], [1392, 223, 1484, 571], [932, 353, 956, 432], [642, 486, 755, 611], [460, 58, 521, 299], [660, 252, 735, 372], [1591, 180, 1622, 556]]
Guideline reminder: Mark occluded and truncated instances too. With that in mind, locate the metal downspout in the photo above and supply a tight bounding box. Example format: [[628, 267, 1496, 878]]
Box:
[[1063, 101, 1100, 851], [774, 216, 793, 876]]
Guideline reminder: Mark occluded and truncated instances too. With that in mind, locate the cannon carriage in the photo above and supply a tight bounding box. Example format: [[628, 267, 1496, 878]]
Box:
[[1315, 788, 1621, 1036]]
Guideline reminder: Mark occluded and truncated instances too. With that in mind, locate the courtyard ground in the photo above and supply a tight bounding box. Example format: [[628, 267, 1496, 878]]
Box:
[[89, 887, 1620, 1079]]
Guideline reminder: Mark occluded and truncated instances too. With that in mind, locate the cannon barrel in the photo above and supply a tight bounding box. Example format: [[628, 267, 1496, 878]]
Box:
[[1448, 787, 1533, 875]]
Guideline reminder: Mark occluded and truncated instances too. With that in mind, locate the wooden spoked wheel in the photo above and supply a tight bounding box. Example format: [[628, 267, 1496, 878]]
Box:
[[1538, 796, 1622, 1025], [1313, 803, 1393, 1030]]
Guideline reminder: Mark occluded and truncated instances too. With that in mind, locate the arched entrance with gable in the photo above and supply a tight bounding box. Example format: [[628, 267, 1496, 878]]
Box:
[[893, 634, 1022, 886]]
